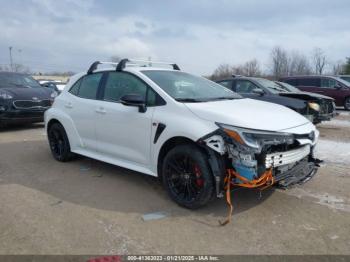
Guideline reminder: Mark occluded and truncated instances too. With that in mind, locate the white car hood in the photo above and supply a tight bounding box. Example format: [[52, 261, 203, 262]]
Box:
[[185, 98, 310, 132]]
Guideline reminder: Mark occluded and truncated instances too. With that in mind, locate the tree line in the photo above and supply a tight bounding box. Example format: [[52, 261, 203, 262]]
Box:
[[0, 63, 75, 76], [1, 47, 349, 79], [209, 46, 350, 81]]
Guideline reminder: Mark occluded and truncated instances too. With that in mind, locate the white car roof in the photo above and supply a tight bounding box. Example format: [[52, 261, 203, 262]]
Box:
[[65, 59, 181, 91]]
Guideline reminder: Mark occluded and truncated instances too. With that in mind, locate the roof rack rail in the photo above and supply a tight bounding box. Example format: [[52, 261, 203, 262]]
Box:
[[87, 59, 180, 74], [87, 61, 119, 74], [116, 58, 180, 71]]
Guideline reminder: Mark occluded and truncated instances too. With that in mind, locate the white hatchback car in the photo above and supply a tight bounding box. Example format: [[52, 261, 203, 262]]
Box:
[[45, 59, 320, 209]]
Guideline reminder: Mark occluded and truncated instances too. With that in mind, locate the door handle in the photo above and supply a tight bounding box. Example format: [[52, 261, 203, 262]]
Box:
[[95, 107, 107, 114], [65, 102, 73, 109]]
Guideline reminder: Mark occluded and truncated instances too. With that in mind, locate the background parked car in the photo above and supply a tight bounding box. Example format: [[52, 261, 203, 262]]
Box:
[[39, 80, 66, 92], [216, 76, 332, 124], [280, 75, 350, 110], [0, 72, 56, 127], [275, 81, 336, 121], [40, 81, 61, 93]]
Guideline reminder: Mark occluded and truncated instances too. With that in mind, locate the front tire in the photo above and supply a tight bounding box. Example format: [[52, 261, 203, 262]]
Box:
[[162, 144, 215, 209], [344, 97, 350, 111], [48, 123, 75, 162]]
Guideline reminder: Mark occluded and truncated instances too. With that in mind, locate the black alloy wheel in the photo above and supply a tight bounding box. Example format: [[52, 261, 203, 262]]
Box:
[[48, 123, 74, 162], [162, 144, 214, 209]]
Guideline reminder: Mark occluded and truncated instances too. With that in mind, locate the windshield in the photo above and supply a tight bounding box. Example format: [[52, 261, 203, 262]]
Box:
[[142, 70, 241, 102], [254, 78, 287, 94], [0, 73, 42, 88], [275, 81, 300, 92], [339, 76, 350, 84], [334, 77, 350, 87]]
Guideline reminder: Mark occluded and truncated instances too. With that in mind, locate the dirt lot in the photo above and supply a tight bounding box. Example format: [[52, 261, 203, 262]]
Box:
[[0, 112, 350, 255]]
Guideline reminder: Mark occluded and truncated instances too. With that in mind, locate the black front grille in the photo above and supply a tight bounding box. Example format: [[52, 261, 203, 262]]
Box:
[[13, 100, 51, 109], [320, 100, 335, 114]]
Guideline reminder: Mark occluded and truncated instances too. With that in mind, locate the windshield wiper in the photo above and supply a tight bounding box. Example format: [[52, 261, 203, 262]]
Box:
[[268, 86, 286, 92], [175, 98, 204, 103], [210, 96, 237, 101]]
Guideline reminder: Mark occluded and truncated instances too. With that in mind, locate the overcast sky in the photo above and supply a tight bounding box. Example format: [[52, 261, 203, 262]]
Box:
[[0, 0, 349, 75]]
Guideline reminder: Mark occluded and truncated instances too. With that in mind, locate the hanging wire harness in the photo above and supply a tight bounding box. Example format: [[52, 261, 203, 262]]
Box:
[[219, 168, 274, 226]]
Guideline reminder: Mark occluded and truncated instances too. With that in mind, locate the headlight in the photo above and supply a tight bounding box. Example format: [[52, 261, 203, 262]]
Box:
[[216, 123, 294, 150], [0, 90, 13, 99], [50, 91, 58, 98], [308, 102, 320, 111]]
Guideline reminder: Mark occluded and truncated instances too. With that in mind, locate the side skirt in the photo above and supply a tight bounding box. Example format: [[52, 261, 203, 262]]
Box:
[[72, 148, 157, 177]]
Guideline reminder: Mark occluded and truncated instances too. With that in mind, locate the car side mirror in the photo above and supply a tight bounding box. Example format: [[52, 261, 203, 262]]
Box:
[[252, 88, 264, 96], [120, 94, 147, 113]]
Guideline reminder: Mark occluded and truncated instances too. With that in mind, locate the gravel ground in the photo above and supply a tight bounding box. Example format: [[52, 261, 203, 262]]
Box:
[[0, 112, 349, 255]]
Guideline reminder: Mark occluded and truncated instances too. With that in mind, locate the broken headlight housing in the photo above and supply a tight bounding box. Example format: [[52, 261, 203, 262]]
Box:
[[308, 102, 320, 111], [216, 123, 294, 151]]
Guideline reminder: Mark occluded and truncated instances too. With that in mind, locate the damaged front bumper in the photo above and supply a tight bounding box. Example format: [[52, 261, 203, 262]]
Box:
[[265, 144, 319, 188], [274, 158, 318, 188], [199, 124, 320, 197]]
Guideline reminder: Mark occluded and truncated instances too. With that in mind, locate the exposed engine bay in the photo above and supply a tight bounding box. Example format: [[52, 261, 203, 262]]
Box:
[[199, 124, 321, 197]]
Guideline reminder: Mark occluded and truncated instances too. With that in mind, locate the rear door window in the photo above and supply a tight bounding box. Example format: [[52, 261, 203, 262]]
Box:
[[69, 79, 82, 95], [298, 77, 320, 87], [77, 73, 103, 99], [321, 78, 336, 89], [285, 79, 298, 86]]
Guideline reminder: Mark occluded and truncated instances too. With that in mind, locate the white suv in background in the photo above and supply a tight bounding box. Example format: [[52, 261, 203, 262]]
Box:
[[45, 59, 320, 209]]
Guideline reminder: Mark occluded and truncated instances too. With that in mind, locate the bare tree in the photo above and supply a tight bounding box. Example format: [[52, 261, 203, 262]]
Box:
[[270, 46, 289, 79], [289, 51, 311, 75], [45, 71, 75, 76], [312, 47, 327, 75], [331, 60, 344, 75], [0, 64, 13, 72], [0, 64, 30, 73], [210, 63, 233, 80], [231, 65, 245, 76], [344, 57, 350, 74], [13, 63, 31, 74], [243, 59, 261, 76]]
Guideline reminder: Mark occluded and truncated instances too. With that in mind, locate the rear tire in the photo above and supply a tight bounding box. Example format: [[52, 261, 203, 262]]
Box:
[[162, 144, 215, 209], [48, 123, 75, 162], [344, 97, 350, 111]]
